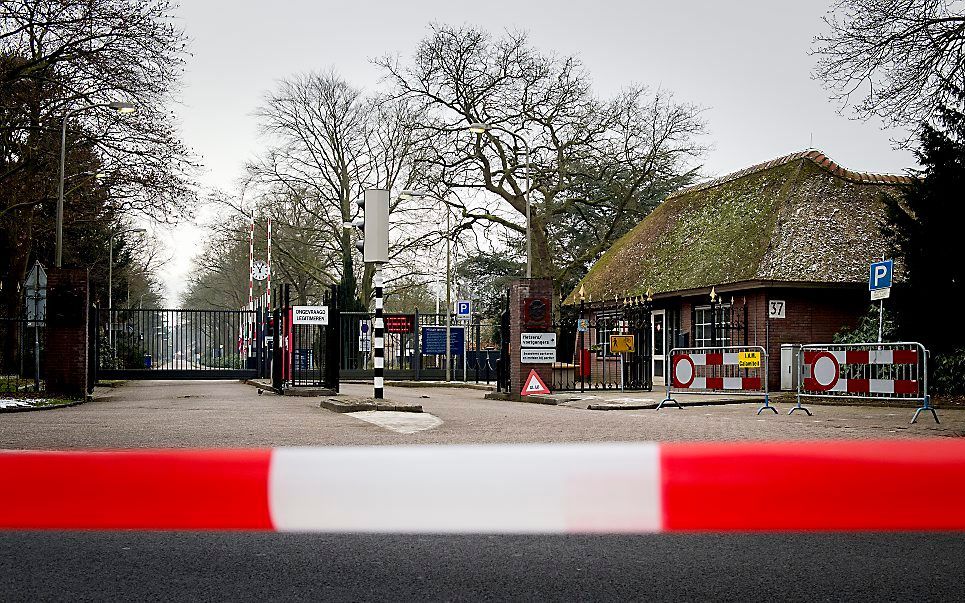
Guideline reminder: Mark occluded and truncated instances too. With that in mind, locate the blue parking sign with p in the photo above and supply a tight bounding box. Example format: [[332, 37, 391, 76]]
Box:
[[456, 300, 472, 317], [869, 260, 893, 290]]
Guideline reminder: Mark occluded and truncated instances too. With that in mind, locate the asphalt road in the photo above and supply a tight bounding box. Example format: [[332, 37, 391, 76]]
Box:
[[2, 532, 963, 601]]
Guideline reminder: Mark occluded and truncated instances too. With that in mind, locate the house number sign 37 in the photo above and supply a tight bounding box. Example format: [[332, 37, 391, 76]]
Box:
[[768, 300, 786, 319]]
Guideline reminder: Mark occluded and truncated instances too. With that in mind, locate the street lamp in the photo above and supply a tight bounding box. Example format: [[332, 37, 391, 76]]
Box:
[[108, 227, 146, 353], [56, 101, 137, 268], [466, 122, 533, 279], [400, 189, 455, 382]]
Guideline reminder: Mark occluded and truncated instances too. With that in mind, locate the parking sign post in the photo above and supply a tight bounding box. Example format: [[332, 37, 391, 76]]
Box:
[[869, 259, 893, 343]]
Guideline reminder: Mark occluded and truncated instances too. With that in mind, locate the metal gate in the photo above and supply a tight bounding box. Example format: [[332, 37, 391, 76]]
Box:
[[95, 308, 260, 380], [552, 299, 653, 392]]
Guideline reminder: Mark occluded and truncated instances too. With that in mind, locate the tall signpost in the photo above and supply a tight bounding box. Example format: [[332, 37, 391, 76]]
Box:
[[25, 262, 47, 391], [357, 189, 390, 399], [869, 259, 893, 343]]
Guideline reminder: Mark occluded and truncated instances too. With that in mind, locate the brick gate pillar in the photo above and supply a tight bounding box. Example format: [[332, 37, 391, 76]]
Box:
[[45, 268, 90, 398], [508, 278, 553, 396]]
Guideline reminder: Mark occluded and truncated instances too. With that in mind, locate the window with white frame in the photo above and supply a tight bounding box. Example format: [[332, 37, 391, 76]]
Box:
[[693, 304, 731, 348], [594, 311, 620, 356]]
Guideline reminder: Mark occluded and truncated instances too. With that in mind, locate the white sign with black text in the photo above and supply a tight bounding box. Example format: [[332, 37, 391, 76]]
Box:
[[520, 332, 557, 348], [292, 305, 329, 325], [768, 300, 786, 319], [871, 287, 891, 301], [521, 348, 556, 364]]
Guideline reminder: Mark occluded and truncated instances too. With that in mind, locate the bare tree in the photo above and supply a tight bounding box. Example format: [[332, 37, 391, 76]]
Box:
[[378, 25, 706, 293], [813, 0, 965, 136], [247, 71, 439, 305]]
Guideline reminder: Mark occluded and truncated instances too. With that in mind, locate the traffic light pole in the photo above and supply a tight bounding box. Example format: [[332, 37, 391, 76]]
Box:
[[373, 268, 384, 399]]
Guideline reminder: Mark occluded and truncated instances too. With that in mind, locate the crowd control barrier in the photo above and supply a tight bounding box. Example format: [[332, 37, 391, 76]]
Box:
[[2, 441, 965, 532], [792, 341, 937, 424], [659, 345, 774, 414]]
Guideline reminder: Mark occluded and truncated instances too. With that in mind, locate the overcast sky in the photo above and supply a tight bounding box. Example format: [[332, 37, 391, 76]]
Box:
[[156, 0, 916, 303]]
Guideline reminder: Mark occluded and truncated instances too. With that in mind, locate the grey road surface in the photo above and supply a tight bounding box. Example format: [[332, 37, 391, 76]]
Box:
[[2, 532, 963, 601], [0, 380, 960, 449]]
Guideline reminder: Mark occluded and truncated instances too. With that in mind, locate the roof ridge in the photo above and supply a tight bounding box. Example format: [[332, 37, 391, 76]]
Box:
[[668, 149, 913, 199]]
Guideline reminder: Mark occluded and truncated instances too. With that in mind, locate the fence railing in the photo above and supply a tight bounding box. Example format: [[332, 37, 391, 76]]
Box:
[[659, 345, 772, 414], [1, 317, 45, 395], [792, 341, 936, 423]]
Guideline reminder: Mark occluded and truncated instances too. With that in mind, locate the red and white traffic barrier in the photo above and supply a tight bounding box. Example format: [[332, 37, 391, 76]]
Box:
[[3, 441, 965, 532], [795, 342, 936, 423], [661, 345, 774, 414]]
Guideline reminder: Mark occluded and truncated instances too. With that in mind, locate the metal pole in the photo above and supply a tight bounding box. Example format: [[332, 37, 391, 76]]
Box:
[[878, 299, 884, 343], [446, 208, 452, 383], [374, 268, 384, 399], [56, 112, 70, 268], [108, 232, 114, 354], [524, 142, 531, 279]]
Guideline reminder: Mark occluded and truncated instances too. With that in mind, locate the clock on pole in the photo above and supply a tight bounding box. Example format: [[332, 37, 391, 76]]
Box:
[[251, 259, 270, 281]]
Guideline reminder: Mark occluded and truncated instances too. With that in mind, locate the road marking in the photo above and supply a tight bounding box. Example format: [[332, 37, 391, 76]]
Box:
[[349, 411, 442, 434]]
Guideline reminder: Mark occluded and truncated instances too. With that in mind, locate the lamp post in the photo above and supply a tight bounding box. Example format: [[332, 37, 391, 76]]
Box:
[[709, 287, 719, 347], [57, 101, 136, 268], [400, 190, 455, 382], [108, 227, 147, 353], [467, 122, 533, 279]]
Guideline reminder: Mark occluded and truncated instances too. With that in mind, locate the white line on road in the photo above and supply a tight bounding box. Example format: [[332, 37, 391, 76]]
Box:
[[349, 411, 443, 434]]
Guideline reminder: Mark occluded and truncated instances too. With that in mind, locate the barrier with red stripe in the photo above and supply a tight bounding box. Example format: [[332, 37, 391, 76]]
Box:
[[660, 345, 774, 414], [794, 342, 937, 423], [2, 441, 965, 532]]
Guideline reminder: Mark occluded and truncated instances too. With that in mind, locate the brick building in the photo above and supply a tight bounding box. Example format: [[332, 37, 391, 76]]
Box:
[[564, 150, 912, 388]]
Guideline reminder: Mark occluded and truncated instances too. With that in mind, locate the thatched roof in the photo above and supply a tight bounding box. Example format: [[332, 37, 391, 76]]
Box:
[[565, 150, 911, 305]]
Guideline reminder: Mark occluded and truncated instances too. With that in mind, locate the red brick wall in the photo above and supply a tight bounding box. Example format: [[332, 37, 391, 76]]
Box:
[[508, 279, 553, 395], [45, 268, 89, 398]]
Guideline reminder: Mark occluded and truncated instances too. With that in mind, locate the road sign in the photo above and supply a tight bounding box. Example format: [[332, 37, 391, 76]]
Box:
[[292, 306, 328, 325], [768, 300, 785, 319], [421, 326, 465, 355], [870, 260, 893, 291], [455, 300, 472, 318], [738, 351, 761, 368], [871, 287, 891, 301], [521, 332, 556, 348], [24, 262, 47, 326], [520, 348, 555, 363], [609, 334, 635, 353], [520, 369, 550, 396]]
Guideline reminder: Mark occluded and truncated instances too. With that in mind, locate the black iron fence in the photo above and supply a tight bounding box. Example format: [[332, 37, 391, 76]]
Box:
[[95, 308, 259, 380], [552, 303, 653, 392], [338, 312, 501, 383], [1, 316, 45, 395]]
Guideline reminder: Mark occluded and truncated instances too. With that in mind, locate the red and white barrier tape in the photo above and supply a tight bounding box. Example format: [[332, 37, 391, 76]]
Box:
[[2, 440, 965, 532]]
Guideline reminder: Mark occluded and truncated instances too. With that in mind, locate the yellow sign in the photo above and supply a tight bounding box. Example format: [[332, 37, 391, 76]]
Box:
[[738, 351, 761, 368], [609, 335, 635, 353]]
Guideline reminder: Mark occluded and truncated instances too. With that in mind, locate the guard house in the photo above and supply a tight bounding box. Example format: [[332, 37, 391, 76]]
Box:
[[564, 149, 912, 389]]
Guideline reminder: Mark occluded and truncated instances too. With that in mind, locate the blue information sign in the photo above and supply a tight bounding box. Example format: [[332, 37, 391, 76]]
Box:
[[869, 260, 893, 290], [421, 326, 465, 355]]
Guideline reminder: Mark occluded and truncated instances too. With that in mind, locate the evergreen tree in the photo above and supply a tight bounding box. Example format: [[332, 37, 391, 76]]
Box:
[[887, 87, 965, 354]]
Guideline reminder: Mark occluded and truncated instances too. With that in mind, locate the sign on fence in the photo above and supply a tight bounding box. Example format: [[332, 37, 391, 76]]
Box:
[[292, 306, 328, 325], [421, 326, 464, 355], [793, 341, 937, 423], [659, 345, 773, 415], [609, 335, 635, 353]]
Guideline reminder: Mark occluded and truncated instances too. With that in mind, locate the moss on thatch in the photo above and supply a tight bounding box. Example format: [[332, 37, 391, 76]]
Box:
[[566, 150, 910, 305]]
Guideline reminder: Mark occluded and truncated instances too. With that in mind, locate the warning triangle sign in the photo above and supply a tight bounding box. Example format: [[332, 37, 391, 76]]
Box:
[[521, 369, 551, 396]]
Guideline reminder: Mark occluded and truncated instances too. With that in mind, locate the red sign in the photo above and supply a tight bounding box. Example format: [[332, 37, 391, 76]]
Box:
[[521, 369, 551, 396], [385, 314, 415, 334]]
